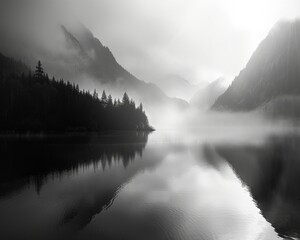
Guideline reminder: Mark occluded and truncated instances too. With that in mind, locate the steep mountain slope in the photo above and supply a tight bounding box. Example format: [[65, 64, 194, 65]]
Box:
[[191, 77, 227, 109], [61, 24, 129, 83], [0, 21, 188, 125], [60, 24, 188, 110], [213, 20, 300, 111], [260, 95, 300, 120]]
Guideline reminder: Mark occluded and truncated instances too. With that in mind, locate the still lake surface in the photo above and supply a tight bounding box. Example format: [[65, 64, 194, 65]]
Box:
[[0, 124, 299, 240]]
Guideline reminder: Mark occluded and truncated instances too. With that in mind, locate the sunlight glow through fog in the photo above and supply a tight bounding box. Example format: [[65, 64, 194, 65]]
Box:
[[65, 0, 300, 84], [2, 0, 300, 85]]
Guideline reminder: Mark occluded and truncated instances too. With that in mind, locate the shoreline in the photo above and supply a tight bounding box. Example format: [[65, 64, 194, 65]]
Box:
[[0, 128, 155, 138]]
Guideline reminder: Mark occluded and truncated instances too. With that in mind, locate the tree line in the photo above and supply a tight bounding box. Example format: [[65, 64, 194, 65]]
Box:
[[0, 54, 153, 132]]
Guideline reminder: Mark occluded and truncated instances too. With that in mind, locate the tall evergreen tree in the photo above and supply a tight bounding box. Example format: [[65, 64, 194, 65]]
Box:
[[107, 94, 113, 107], [34, 60, 44, 79], [122, 92, 130, 105], [93, 89, 98, 99], [101, 90, 107, 103], [138, 103, 143, 112], [113, 99, 118, 107]]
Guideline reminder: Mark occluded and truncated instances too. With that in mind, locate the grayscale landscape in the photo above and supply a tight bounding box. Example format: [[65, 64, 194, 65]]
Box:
[[0, 1, 300, 240]]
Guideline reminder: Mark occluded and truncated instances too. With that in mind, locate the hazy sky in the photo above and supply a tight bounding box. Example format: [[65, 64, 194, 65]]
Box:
[[2, 0, 300, 84]]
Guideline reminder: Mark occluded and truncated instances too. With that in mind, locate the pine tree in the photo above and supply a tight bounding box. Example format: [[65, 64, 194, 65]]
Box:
[[122, 92, 130, 105], [130, 99, 135, 107], [93, 89, 98, 99], [138, 103, 143, 112], [107, 94, 113, 107], [34, 60, 44, 79], [101, 90, 107, 103]]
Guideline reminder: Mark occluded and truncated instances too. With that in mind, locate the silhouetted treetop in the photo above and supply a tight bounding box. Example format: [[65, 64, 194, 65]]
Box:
[[0, 53, 154, 132], [122, 92, 130, 105], [34, 60, 44, 79], [93, 89, 98, 99], [101, 90, 107, 103], [107, 94, 113, 107]]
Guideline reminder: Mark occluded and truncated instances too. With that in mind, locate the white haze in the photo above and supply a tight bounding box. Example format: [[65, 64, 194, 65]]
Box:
[[136, 99, 299, 130], [1, 0, 300, 85], [1, 0, 300, 128], [59, 0, 300, 84]]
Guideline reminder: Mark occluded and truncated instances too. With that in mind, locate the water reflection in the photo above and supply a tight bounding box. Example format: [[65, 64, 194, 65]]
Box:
[[77, 132, 284, 240], [215, 134, 300, 239], [0, 129, 297, 240], [0, 132, 149, 197], [0, 132, 158, 239]]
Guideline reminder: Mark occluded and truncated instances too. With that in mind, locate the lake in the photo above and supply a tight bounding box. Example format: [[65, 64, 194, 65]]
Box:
[[0, 123, 299, 240]]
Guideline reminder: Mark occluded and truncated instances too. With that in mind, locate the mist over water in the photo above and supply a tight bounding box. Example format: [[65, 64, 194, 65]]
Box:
[[151, 107, 293, 136], [1, 1, 300, 239], [0, 117, 297, 240]]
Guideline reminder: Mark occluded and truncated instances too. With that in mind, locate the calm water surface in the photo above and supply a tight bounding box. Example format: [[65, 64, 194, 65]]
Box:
[[0, 126, 299, 240]]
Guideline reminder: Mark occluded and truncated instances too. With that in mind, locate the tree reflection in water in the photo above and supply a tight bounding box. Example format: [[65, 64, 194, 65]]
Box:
[[0, 132, 149, 197]]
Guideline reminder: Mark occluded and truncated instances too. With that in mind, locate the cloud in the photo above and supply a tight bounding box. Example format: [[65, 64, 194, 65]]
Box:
[[1, 0, 300, 84]]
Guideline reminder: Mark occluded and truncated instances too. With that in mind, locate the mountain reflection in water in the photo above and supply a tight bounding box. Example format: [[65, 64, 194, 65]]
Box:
[[215, 134, 300, 239], [0, 128, 298, 240]]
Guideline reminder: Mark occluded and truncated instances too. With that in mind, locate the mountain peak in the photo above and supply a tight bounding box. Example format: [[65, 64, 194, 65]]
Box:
[[213, 19, 300, 111], [61, 25, 89, 59]]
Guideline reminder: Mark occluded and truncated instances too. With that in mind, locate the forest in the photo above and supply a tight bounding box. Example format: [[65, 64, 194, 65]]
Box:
[[0, 54, 153, 132]]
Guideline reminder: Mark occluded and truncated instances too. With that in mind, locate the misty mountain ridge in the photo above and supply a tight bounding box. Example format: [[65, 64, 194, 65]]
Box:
[[61, 23, 189, 125], [190, 77, 227, 110], [0, 21, 188, 125], [60, 24, 188, 109], [213, 19, 300, 117], [61, 23, 129, 83], [154, 74, 208, 101]]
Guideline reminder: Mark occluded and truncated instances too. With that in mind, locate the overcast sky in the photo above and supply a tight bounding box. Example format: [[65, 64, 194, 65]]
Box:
[[2, 0, 300, 84]]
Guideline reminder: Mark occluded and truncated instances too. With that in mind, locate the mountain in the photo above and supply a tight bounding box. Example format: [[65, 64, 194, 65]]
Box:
[[213, 20, 300, 112], [60, 24, 133, 84], [154, 74, 208, 101], [0, 22, 188, 125], [260, 95, 300, 120], [61, 24, 188, 109], [190, 77, 227, 109]]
